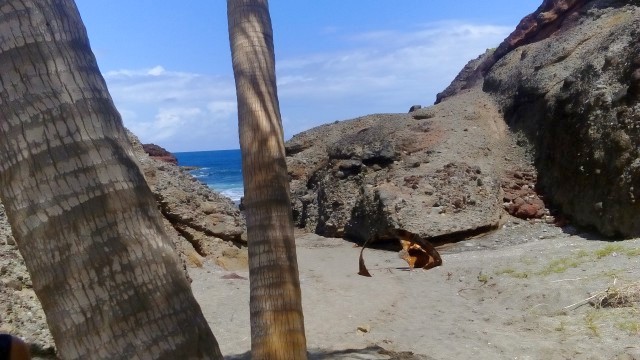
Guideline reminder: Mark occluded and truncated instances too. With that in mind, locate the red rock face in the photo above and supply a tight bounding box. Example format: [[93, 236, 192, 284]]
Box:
[[496, 0, 584, 52], [142, 143, 178, 165], [437, 0, 588, 104], [474, 0, 587, 83]]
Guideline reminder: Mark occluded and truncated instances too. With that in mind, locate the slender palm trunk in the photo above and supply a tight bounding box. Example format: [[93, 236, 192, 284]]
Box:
[[227, 1, 308, 358], [0, 1, 222, 358]]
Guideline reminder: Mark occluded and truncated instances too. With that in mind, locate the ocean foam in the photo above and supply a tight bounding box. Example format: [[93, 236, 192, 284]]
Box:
[[220, 188, 244, 202]]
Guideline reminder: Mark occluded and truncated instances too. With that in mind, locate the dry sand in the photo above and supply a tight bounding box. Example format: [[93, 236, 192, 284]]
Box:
[[190, 221, 640, 359]]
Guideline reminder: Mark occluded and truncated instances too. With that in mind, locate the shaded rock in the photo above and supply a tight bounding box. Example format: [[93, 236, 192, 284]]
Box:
[[483, 1, 640, 236], [408, 105, 422, 112]]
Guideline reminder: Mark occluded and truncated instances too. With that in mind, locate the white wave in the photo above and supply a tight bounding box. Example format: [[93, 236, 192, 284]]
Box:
[[220, 188, 244, 203]]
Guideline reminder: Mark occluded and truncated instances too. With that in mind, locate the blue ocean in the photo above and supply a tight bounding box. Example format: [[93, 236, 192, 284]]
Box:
[[174, 149, 244, 202]]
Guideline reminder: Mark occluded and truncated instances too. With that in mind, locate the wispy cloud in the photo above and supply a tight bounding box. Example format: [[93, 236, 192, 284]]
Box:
[[105, 67, 238, 150], [104, 21, 510, 151], [275, 21, 510, 137]]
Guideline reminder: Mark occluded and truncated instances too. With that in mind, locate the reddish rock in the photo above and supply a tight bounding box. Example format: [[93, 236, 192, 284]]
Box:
[[142, 143, 178, 165], [478, 0, 586, 75], [502, 168, 547, 220], [436, 0, 587, 103], [515, 204, 541, 219]]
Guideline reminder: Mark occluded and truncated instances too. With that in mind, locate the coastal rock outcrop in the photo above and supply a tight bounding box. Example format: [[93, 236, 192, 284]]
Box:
[[286, 90, 531, 244], [129, 132, 248, 270], [288, 0, 640, 241], [437, 0, 639, 236], [484, 1, 640, 236], [141, 143, 178, 165]]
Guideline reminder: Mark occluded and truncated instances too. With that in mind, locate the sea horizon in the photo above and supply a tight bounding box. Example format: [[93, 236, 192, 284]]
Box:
[[174, 149, 244, 202]]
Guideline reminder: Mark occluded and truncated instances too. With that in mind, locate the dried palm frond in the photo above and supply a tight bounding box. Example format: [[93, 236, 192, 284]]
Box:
[[358, 238, 372, 277]]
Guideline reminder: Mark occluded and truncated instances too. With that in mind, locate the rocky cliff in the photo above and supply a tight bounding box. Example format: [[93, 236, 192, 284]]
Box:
[[485, 0, 639, 236], [286, 90, 537, 245], [440, 0, 639, 236], [141, 143, 179, 165], [287, 0, 640, 242]]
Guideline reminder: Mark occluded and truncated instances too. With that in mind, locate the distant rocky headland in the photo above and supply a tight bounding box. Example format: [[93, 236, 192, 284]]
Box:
[[141, 142, 179, 165]]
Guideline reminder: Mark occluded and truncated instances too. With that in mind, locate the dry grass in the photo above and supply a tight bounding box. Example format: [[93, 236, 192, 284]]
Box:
[[591, 282, 640, 309], [496, 244, 640, 279]]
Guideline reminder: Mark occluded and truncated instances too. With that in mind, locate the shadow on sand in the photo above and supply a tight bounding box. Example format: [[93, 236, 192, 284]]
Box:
[[225, 345, 435, 359]]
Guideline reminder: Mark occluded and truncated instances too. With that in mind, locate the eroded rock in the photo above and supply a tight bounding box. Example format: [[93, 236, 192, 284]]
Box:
[[287, 91, 521, 243], [484, 1, 640, 236]]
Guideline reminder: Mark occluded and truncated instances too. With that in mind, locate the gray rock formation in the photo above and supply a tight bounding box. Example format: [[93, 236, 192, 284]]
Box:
[[286, 90, 531, 244], [440, 0, 639, 236], [484, 1, 640, 237], [128, 131, 248, 270], [0, 204, 55, 357], [289, 0, 640, 240]]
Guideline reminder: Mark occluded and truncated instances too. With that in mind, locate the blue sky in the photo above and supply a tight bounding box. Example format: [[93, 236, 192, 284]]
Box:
[[75, 1, 541, 152]]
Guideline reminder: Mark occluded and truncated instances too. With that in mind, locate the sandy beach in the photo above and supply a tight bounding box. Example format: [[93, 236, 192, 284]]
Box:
[[190, 220, 640, 359]]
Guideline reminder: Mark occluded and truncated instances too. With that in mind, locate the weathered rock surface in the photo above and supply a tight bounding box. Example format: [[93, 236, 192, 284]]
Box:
[[0, 204, 55, 357], [0, 131, 247, 356], [141, 143, 178, 165], [129, 132, 248, 270], [286, 90, 531, 244], [482, 0, 640, 236], [288, 0, 640, 241], [436, 0, 588, 104]]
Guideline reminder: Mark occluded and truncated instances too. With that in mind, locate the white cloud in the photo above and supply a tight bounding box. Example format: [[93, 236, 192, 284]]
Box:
[[274, 21, 511, 138], [147, 65, 166, 76], [207, 101, 237, 120], [105, 66, 238, 150], [104, 21, 511, 151], [126, 107, 199, 142]]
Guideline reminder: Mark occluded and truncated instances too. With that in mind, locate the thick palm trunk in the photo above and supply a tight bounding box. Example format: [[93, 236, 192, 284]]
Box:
[[0, 1, 222, 358], [227, 0, 308, 358]]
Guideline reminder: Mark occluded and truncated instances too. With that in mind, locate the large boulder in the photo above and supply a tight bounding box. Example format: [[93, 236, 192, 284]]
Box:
[[286, 90, 531, 243]]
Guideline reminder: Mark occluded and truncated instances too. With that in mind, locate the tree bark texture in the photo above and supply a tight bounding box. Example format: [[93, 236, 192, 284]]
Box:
[[0, 1, 222, 358], [227, 1, 308, 358]]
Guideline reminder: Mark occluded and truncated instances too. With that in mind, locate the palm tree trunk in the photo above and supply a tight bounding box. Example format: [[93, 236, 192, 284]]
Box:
[[227, 0, 308, 358], [0, 1, 222, 358]]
